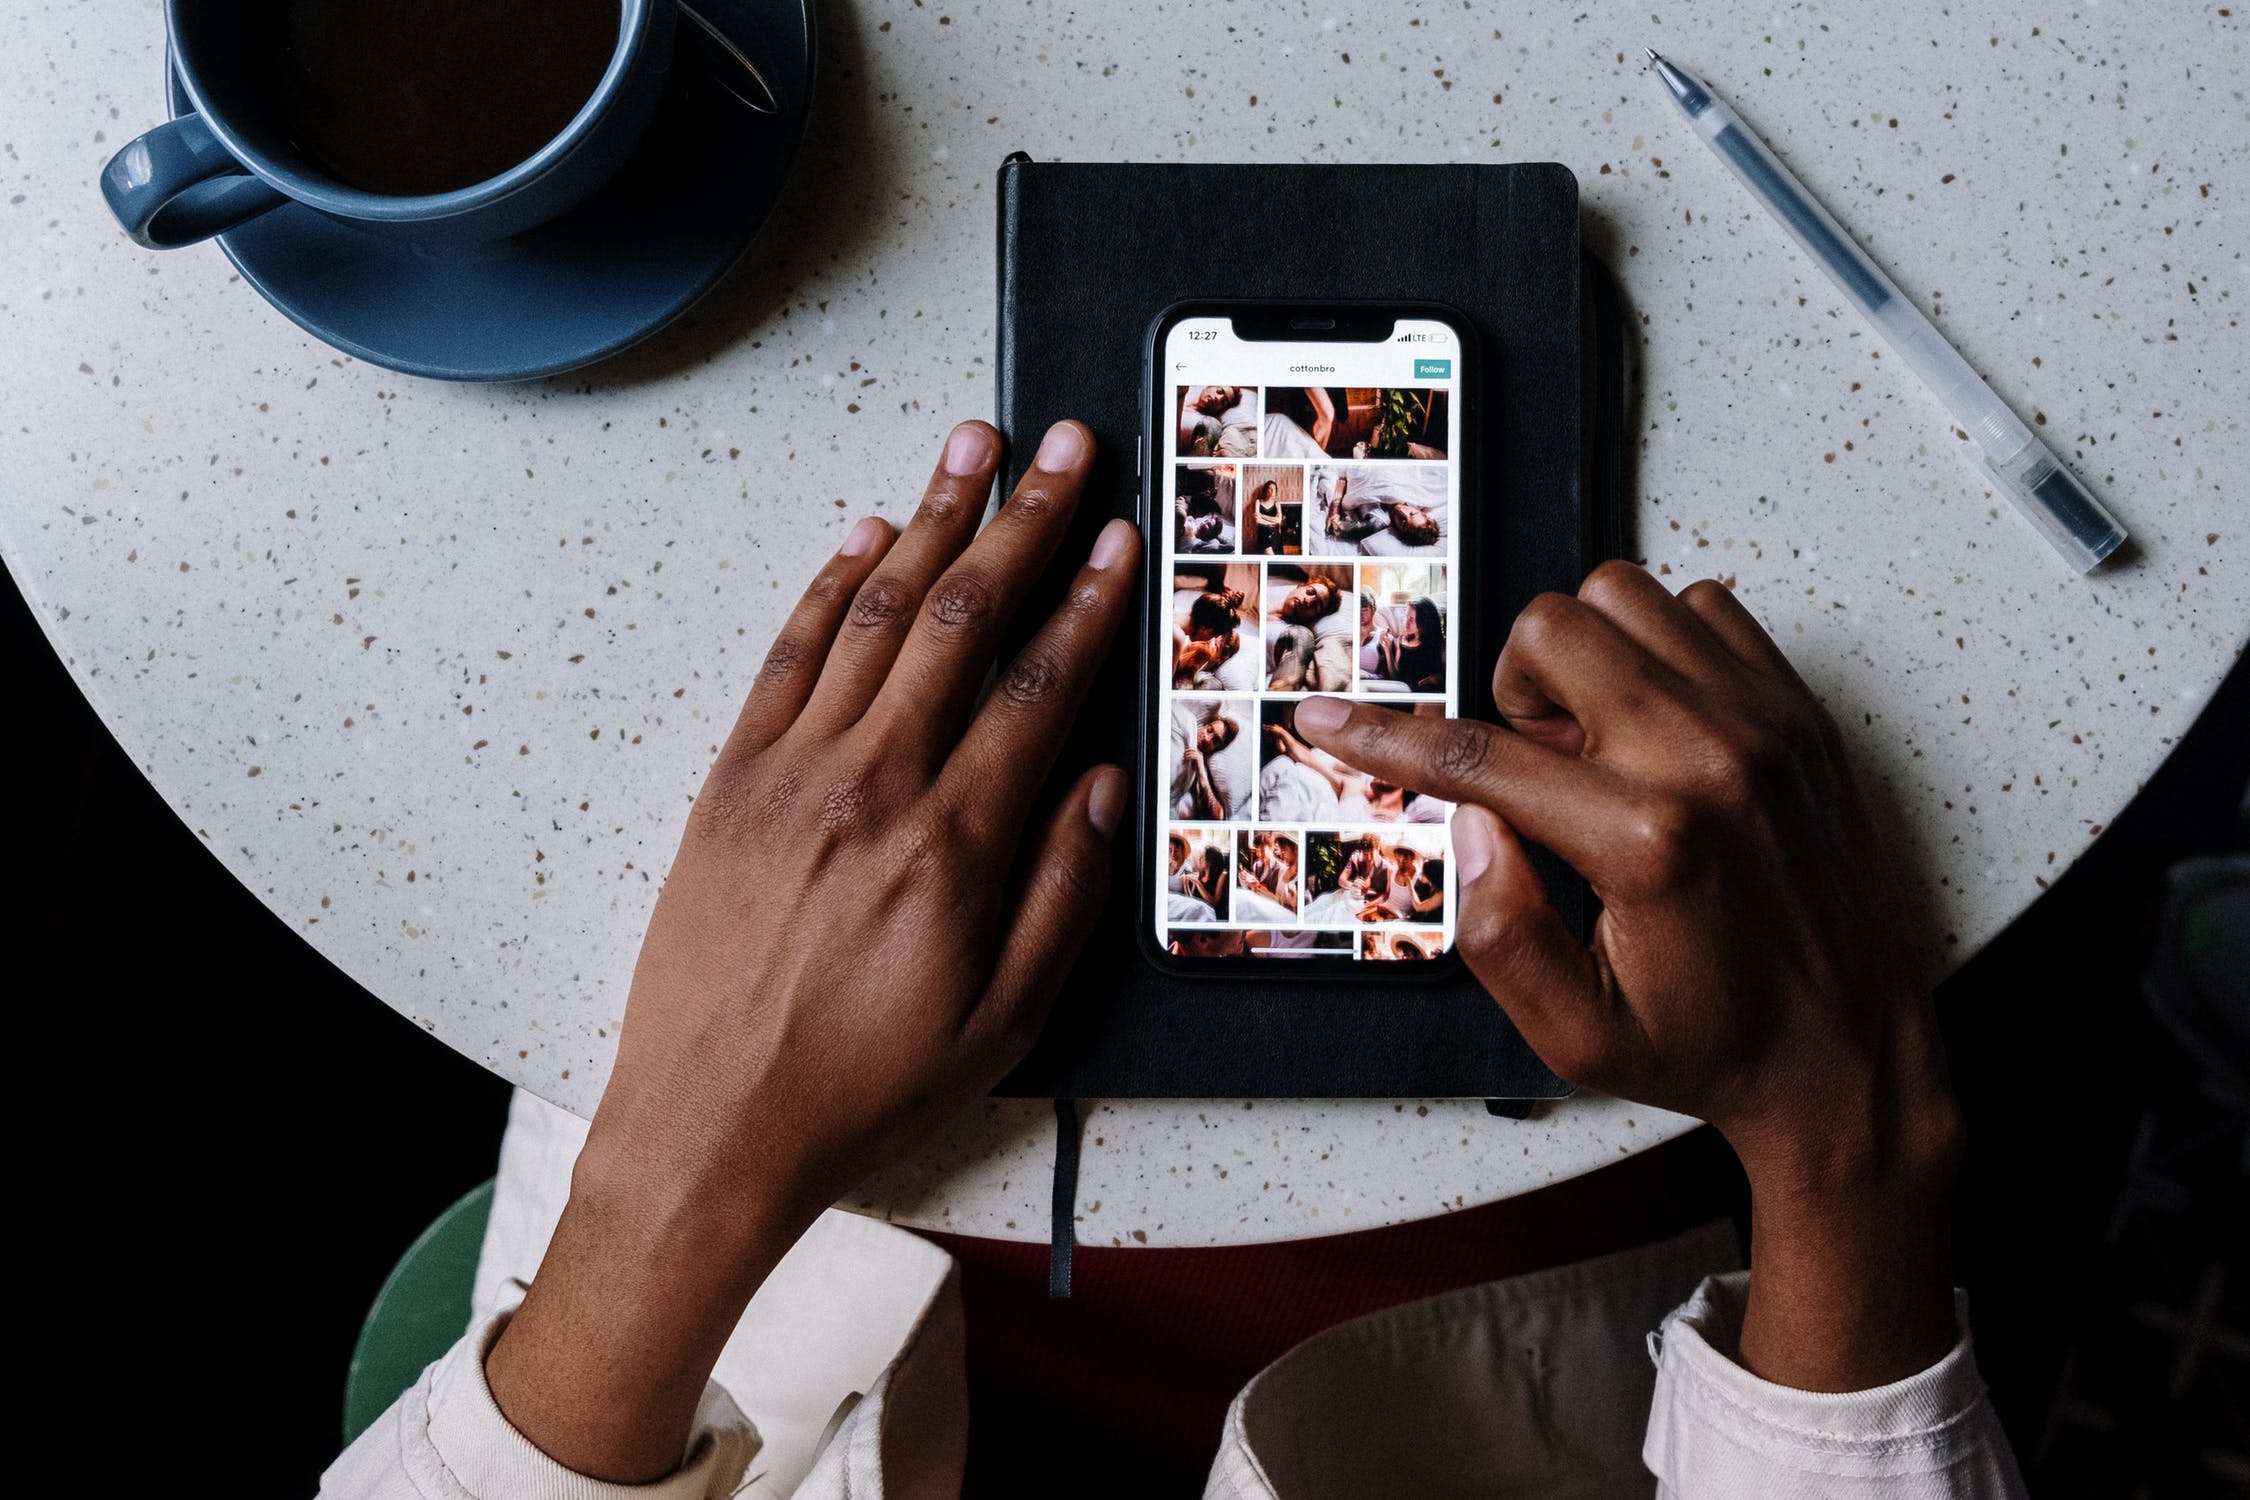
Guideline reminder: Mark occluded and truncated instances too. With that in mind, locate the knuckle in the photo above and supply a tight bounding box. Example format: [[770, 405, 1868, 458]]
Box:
[[755, 759, 807, 823], [1003, 479, 1069, 522], [1623, 798, 1702, 888], [692, 774, 764, 846], [1603, 668, 1675, 728], [1027, 842, 1106, 929], [1041, 847, 1104, 913], [816, 762, 886, 837], [1578, 558, 1645, 608], [919, 481, 975, 523], [801, 566, 851, 607], [997, 643, 1069, 709], [1677, 577, 1731, 615], [755, 632, 812, 684], [1342, 704, 1398, 757], [1711, 714, 1800, 800], [848, 577, 915, 632], [1509, 591, 1577, 655], [922, 571, 997, 638], [1432, 718, 1497, 784]]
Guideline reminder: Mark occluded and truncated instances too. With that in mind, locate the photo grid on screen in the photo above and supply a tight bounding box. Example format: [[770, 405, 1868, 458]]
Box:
[[1160, 381, 1458, 962]]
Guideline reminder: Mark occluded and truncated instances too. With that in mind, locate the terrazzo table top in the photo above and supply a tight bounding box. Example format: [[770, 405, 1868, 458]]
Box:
[[5, 1, 2244, 1245]]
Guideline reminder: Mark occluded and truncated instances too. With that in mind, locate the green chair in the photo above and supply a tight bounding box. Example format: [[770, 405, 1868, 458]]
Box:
[[342, 1179, 497, 1446]]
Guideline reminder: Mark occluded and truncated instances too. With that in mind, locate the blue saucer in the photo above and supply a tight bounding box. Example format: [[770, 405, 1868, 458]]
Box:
[[166, 0, 814, 382]]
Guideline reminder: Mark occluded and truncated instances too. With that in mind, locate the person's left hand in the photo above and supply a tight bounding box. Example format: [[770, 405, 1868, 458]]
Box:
[[580, 415, 1132, 1228], [486, 419, 1137, 1481]]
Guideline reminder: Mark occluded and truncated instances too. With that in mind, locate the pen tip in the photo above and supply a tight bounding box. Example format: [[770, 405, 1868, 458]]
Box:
[[1644, 46, 1659, 62]]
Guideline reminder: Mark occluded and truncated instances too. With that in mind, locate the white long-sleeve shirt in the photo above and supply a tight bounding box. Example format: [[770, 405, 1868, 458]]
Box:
[[324, 1091, 2027, 1499]]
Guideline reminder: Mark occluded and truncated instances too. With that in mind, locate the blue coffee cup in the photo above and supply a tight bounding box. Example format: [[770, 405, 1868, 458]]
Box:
[[102, 0, 677, 249]]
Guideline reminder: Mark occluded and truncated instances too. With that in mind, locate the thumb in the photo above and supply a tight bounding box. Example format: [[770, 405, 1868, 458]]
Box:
[[967, 764, 1123, 1061], [1450, 805, 1616, 1084]]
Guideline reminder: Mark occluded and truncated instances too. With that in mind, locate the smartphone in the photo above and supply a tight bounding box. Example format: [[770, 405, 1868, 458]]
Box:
[[1142, 302, 1474, 974]]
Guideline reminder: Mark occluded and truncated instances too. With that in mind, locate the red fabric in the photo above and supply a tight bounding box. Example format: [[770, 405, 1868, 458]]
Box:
[[916, 1142, 1698, 1490]]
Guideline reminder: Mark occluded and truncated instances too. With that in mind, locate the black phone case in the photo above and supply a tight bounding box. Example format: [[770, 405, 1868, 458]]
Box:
[[991, 159, 1622, 1099]]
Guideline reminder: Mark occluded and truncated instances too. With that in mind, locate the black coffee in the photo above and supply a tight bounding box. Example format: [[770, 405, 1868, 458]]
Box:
[[260, 0, 622, 197]]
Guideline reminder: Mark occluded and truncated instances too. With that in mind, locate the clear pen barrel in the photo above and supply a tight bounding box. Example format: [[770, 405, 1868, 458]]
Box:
[[1688, 94, 2124, 571]]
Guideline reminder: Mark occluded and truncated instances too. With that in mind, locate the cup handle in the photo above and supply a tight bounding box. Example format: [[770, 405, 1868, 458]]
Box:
[[101, 112, 290, 249]]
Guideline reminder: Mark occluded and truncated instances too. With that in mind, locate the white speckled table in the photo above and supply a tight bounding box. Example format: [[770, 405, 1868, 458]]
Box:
[[4, 2, 2243, 1245]]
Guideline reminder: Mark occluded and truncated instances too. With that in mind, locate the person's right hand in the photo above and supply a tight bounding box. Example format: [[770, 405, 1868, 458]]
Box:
[[1292, 561, 1963, 1391]]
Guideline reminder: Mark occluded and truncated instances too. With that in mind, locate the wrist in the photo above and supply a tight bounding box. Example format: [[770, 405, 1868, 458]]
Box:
[[481, 1108, 815, 1483], [1727, 1011, 1963, 1211], [571, 1099, 822, 1273], [1725, 1013, 1964, 1392], [1735, 1091, 1961, 1218]]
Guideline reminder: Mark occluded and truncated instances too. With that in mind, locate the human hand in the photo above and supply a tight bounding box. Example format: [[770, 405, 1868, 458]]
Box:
[[488, 419, 1137, 1478], [1292, 561, 1961, 1390], [583, 416, 1133, 1221]]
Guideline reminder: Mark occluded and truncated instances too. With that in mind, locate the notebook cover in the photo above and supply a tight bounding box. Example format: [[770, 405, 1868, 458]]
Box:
[[992, 160, 1600, 1099]]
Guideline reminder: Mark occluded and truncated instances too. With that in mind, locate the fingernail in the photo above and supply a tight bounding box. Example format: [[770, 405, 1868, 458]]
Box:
[[841, 516, 886, 556], [1088, 517, 1134, 571], [1294, 696, 1349, 734], [1086, 768, 1126, 836], [1452, 807, 1495, 885], [1034, 420, 1086, 471], [943, 422, 996, 476]]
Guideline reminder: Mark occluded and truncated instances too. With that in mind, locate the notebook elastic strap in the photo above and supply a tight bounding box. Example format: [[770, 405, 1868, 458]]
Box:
[[1048, 1098, 1082, 1298]]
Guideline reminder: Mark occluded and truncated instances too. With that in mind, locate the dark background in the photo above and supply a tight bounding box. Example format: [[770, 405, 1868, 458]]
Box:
[[6, 529, 2243, 1493]]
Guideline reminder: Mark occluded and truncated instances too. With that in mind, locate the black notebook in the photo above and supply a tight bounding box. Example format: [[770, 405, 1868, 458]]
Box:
[[991, 159, 1624, 1100]]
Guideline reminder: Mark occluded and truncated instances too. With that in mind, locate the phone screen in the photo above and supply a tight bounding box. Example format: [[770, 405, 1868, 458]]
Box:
[[1149, 313, 1467, 968]]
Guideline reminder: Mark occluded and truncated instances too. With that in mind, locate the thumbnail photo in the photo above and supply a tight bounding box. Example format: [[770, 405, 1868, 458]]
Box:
[[1167, 695, 1254, 822], [1170, 563, 1261, 691], [1358, 564, 1448, 695], [1240, 464, 1304, 555], [1260, 701, 1449, 825], [1234, 829, 1302, 925], [1260, 563, 1356, 692], [1262, 387, 1450, 460], [1168, 928, 1258, 959], [1166, 927, 1348, 960], [1174, 463, 1240, 554], [1175, 385, 1260, 459], [1164, 825, 1233, 925], [1363, 930, 1444, 960], [1303, 828, 1448, 925], [1307, 464, 1449, 557]]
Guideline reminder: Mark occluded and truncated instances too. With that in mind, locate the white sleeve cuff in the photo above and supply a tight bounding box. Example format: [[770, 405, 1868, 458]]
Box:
[[1643, 1272, 2028, 1498], [324, 1308, 761, 1500]]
